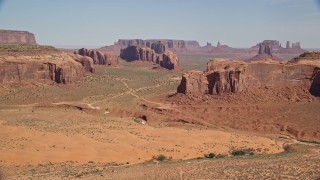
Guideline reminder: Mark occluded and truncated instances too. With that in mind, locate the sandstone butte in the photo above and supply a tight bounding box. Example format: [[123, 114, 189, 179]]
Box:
[[76, 48, 119, 66], [0, 30, 37, 45], [120, 45, 179, 70], [0, 44, 95, 84], [177, 52, 320, 97]]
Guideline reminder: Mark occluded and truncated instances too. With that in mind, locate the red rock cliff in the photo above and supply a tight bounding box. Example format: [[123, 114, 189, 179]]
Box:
[[0, 30, 37, 45]]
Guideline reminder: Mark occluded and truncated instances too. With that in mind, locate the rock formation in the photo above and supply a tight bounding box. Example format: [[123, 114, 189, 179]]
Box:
[[286, 41, 291, 49], [251, 40, 305, 54], [177, 56, 320, 96], [151, 41, 166, 54], [77, 48, 118, 66], [120, 46, 179, 70], [69, 54, 95, 73], [115, 39, 199, 52], [0, 45, 93, 84], [0, 30, 37, 45], [290, 52, 320, 96], [120, 46, 157, 62], [160, 51, 179, 70], [248, 42, 281, 61]]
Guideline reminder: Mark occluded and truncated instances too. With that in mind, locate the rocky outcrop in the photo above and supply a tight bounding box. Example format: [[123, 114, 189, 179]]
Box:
[[177, 57, 320, 96], [151, 41, 166, 54], [77, 48, 118, 66], [290, 52, 320, 96], [0, 45, 92, 84], [115, 39, 200, 52], [251, 40, 305, 54], [0, 30, 37, 45], [69, 54, 95, 73], [120, 46, 179, 70], [160, 51, 179, 70], [120, 46, 157, 62], [248, 42, 281, 61]]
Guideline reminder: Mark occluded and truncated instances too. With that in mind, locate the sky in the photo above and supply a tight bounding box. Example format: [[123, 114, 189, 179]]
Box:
[[0, 0, 319, 48]]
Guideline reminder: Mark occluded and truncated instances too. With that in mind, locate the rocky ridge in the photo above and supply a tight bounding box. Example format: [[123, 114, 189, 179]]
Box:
[[77, 48, 118, 66], [120, 45, 179, 70], [178, 53, 320, 96], [0, 45, 94, 84]]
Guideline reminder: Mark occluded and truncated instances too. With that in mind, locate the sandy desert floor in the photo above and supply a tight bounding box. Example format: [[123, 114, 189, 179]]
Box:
[[0, 59, 319, 179]]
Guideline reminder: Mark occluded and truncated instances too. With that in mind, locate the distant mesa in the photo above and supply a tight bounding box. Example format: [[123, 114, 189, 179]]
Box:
[[177, 54, 320, 96], [120, 45, 179, 70], [251, 40, 305, 54], [151, 41, 166, 54], [76, 48, 119, 66], [115, 39, 200, 52], [0, 30, 37, 45], [210, 42, 234, 53], [248, 42, 281, 61]]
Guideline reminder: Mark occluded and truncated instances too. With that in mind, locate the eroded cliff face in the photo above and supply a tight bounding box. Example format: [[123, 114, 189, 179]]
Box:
[[0, 30, 37, 45], [77, 48, 118, 66], [151, 41, 166, 54], [177, 56, 320, 96], [120, 46, 180, 70], [0, 45, 93, 84], [0, 56, 85, 84]]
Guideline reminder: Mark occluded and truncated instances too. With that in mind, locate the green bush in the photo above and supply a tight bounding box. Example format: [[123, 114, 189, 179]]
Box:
[[157, 155, 167, 161], [231, 148, 254, 156], [205, 152, 216, 158]]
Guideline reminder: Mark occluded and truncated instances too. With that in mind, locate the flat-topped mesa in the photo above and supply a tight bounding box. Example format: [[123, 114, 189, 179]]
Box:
[[77, 48, 118, 66], [115, 39, 200, 52], [177, 56, 320, 96], [0, 44, 94, 84], [151, 41, 166, 54], [120, 45, 179, 70], [0, 30, 37, 45]]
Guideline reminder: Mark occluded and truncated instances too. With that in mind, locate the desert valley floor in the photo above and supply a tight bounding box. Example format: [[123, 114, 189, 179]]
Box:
[[0, 53, 319, 179]]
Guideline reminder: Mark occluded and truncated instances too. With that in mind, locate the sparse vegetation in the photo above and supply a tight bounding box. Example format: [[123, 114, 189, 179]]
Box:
[[204, 152, 216, 158], [231, 148, 255, 156], [156, 155, 167, 161]]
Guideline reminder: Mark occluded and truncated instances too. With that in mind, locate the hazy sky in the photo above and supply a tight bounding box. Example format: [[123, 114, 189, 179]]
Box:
[[0, 0, 319, 48]]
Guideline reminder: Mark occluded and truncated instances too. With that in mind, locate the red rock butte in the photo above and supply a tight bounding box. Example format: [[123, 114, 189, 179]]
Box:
[[0, 30, 37, 45]]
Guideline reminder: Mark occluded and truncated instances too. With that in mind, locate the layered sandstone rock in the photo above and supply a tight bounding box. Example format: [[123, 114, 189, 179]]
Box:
[[160, 51, 179, 70], [69, 54, 95, 73], [151, 41, 166, 54], [120, 46, 157, 62], [0, 30, 37, 45], [248, 42, 281, 61], [0, 45, 92, 84], [120, 46, 179, 70], [115, 39, 199, 52], [177, 57, 320, 96], [77, 48, 118, 66]]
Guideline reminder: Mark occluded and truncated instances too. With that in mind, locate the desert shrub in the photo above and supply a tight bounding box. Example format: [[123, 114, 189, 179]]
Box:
[[157, 155, 167, 161], [204, 153, 216, 158], [231, 148, 254, 156]]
